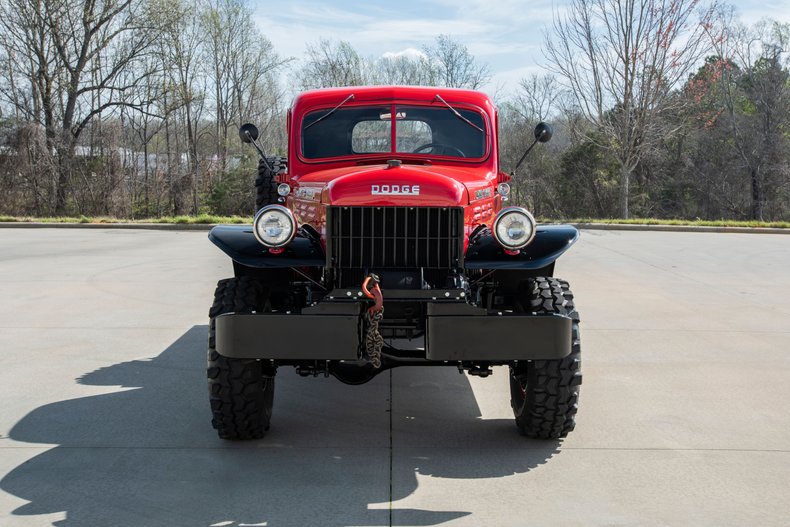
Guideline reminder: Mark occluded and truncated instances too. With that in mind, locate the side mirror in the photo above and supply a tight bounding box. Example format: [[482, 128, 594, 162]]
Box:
[[239, 123, 259, 143], [512, 122, 554, 176], [534, 122, 553, 143], [239, 123, 269, 163]]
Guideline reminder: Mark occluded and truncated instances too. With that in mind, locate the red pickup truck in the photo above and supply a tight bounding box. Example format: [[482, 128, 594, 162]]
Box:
[[207, 86, 581, 440]]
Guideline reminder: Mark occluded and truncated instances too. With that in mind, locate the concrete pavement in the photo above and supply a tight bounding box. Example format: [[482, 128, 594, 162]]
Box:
[[0, 228, 788, 526]]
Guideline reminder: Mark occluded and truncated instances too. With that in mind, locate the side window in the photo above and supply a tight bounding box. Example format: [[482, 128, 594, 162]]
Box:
[[352, 120, 391, 153], [396, 121, 432, 152]]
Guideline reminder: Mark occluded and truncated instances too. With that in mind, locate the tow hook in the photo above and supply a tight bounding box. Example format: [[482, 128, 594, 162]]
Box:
[[361, 274, 384, 368]]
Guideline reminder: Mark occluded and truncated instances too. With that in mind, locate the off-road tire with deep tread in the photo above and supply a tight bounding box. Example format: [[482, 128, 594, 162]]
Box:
[[207, 277, 275, 440], [509, 277, 581, 439], [255, 156, 287, 212]]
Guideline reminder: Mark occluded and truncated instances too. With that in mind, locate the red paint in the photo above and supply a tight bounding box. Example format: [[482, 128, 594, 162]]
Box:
[[268, 247, 285, 255], [281, 86, 514, 254]]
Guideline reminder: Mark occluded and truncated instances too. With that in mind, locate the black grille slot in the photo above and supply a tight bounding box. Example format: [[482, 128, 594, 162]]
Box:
[[327, 206, 464, 269]]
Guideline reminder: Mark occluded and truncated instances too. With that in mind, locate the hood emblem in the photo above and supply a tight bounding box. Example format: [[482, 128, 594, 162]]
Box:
[[294, 187, 321, 200], [371, 184, 420, 196], [475, 188, 492, 199]]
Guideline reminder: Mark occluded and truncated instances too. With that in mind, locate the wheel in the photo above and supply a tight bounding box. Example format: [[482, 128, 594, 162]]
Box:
[[255, 156, 287, 212], [411, 143, 466, 157], [509, 277, 581, 439], [207, 277, 275, 440]]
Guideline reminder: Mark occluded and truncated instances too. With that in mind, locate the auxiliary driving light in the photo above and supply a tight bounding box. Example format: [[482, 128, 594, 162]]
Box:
[[497, 182, 511, 199], [253, 204, 296, 248], [277, 183, 291, 197], [493, 206, 536, 250]]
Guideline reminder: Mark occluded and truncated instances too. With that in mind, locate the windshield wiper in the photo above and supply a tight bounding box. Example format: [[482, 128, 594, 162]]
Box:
[[304, 93, 355, 130], [434, 94, 484, 133]]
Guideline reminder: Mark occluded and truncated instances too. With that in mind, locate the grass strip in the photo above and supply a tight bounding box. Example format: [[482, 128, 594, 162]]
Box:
[[0, 214, 248, 224], [1, 215, 788, 229], [543, 218, 790, 229]]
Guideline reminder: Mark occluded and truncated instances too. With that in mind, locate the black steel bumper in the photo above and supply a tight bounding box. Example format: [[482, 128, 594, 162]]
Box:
[[425, 310, 572, 361], [214, 301, 572, 362], [214, 303, 362, 360]]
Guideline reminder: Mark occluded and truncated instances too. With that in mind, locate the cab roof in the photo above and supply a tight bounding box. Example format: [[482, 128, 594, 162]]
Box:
[[291, 86, 496, 114]]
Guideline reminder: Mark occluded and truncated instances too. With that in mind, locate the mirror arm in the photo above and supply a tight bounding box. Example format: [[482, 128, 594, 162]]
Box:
[[511, 137, 540, 177], [244, 131, 272, 171]]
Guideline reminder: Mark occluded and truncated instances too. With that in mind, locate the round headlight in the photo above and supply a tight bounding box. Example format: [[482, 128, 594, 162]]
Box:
[[277, 183, 291, 197], [253, 205, 296, 248], [493, 207, 536, 250]]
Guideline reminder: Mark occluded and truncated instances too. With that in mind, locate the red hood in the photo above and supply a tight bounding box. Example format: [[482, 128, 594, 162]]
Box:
[[296, 164, 495, 206]]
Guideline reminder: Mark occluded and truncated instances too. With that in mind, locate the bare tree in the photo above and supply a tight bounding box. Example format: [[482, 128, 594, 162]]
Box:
[[546, 0, 714, 217], [500, 74, 563, 212], [160, 0, 205, 214], [423, 35, 491, 89], [121, 49, 169, 216], [514, 74, 560, 122], [703, 13, 790, 219], [0, 0, 165, 213], [202, 0, 287, 165], [298, 39, 365, 90], [370, 52, 438, 86]]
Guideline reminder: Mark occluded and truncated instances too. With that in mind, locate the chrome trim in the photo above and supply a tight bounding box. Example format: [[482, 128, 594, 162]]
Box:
[[492, 206, 537, 250], [277, 183, 291, 197], [253, 204, 297, 248]]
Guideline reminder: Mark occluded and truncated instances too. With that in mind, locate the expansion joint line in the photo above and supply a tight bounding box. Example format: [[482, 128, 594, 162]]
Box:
[[389, 368, 393, 527]]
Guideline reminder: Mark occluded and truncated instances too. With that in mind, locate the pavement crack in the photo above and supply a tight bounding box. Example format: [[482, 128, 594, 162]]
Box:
[[388, 368, 393, 527], [584, 328, 790, 334]]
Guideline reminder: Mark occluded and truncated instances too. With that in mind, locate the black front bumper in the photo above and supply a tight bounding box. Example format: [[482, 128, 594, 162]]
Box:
[[214, 301, 572, 362], [425, 310, 572, 361]]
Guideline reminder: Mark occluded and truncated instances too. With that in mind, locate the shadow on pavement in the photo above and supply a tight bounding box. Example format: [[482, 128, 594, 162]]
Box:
[[1, 326, 559, 526]]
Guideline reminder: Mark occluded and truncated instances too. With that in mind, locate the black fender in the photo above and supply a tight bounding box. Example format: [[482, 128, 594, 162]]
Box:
[[209, 225, 325, 268], [464, 224, 579, 270]]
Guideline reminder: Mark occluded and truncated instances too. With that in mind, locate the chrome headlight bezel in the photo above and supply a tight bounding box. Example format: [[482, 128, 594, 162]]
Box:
[[253, 204, 297, 248], [277, 183, 291, 197], [492, 206, 537, 250]]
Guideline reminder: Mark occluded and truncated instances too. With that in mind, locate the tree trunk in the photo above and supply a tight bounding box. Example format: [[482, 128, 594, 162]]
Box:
[[54, 154, 70, 215], [163, 92, 176, 215], [54, 131, 75, 215], [619, 165, 630, 219], [184, 103, 199, 215], [143, 121, 149, 217], [750, 167, 763, 220]]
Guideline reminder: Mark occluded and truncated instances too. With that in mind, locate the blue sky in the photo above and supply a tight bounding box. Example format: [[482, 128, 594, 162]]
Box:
[[252, 0, 790, 95]]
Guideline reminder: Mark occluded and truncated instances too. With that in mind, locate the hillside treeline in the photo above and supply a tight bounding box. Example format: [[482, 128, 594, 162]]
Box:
[[0, 0, 788, 221]]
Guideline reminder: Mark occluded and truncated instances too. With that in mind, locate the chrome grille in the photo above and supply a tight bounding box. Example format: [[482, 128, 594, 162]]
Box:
[[327, 206, 464, 269]]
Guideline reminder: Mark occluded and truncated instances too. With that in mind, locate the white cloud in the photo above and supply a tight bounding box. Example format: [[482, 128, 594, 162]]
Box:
[[353, 18, 491, 45], [430, 0, 560, 25], [735, 0, 790, 24], [381, 48, 427, 60]]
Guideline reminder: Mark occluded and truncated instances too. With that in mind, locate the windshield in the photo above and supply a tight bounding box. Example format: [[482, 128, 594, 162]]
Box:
[[301, 104, 487, 160]]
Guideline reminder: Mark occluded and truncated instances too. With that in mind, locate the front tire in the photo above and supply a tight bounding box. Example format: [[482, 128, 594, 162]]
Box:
[[509, 277, 582, 439], [207, 277, 275, 440]]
